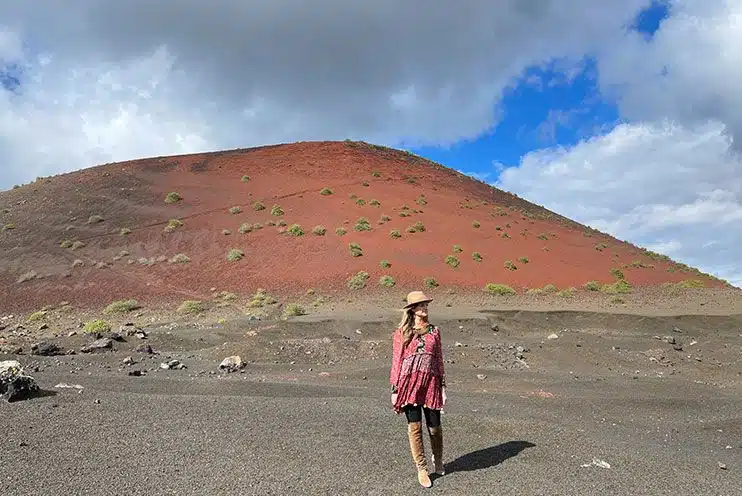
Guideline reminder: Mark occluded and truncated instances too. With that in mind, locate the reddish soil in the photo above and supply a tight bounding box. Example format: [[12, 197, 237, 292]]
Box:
[[0, 140, 733, 314]]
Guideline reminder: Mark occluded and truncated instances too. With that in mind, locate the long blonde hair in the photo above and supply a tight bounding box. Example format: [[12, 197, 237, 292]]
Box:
[[397, 306, 427, 346]]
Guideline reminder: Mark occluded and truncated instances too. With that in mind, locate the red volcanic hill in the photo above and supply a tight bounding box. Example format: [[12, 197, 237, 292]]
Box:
[[0, 140, 731, 314]]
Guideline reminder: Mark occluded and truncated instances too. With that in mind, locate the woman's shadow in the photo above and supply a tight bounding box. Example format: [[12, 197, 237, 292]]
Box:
[[440, 440, 536, 476]]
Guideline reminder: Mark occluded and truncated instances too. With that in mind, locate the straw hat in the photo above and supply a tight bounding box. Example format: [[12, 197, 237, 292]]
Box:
[[403, 290, 433, 309]]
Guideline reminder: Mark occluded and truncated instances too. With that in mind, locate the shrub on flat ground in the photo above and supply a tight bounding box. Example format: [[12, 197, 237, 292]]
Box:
[[380, 260, 391, 268], [472, 252, 483, 262], [177, 300, 204, 314], [335, 227, 347, 235], [320, 187, 333, 195], [379, 275, 395, 287], [83, 319, 111, 333], [389, 229, 401, 239], [271, 205, 284, 216], [354, 217, 371, 231], [583, 281, 600, 291], [283, 303, 306, 318], [445, 255, 460, 268], [504, 260, 517, 271], [253, 201, 266, 211], [241, 175, 250, 182]]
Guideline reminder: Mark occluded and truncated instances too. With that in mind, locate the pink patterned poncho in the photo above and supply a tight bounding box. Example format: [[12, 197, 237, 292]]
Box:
[[389, 324, 446, 413]]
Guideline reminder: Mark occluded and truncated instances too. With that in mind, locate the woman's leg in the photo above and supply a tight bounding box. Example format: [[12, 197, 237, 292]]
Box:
[[403, 405, 432, 487], [424, 408, 444, 475]]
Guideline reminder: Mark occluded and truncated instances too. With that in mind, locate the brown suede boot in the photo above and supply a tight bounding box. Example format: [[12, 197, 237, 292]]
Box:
[[407, 422, 432, 488], [429, 426, 444, 475]]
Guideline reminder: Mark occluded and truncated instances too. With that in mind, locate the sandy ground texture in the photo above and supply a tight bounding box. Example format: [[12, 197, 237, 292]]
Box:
[[2, 302, 742, 495]]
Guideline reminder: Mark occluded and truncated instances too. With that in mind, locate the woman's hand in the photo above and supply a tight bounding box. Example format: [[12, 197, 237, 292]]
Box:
[[391, 393, 398, 406]]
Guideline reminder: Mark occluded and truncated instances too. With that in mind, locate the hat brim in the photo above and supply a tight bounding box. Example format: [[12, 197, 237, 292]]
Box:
[[403, 298, 433, 309]]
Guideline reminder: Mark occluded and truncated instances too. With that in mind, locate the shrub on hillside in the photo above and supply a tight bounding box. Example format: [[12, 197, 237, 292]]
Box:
[[349, 242, 363, 257], [165, 192, 182, 204], [312, 225, 326, 235], [379, 275, 396, 288], [347, 271, 369, 290], [354, 217, 371, 231], [472, 252, 483, 262], [445, 255, 460, 268], [103, 299, 140, 314], [271, 205, 284, 216], [424, 278, 439, 288], [335, 227, 347, 235], [227, 248, 244, 262], [320, 187, 333, 195], [253, 201, 266, 211], [389, 229, 401, 239], [484, 283, 516, 296], [286, 224, 304, 236], [283, 303, 306, 318]]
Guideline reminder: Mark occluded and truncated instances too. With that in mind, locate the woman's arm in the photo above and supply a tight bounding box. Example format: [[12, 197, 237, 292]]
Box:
[[435, 327, 446, 387], [389, 329, 402, 391]]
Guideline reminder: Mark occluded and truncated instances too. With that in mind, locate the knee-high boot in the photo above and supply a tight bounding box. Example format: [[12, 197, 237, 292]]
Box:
[[407, 421, 432, 488], [429, 426, 444, 475]]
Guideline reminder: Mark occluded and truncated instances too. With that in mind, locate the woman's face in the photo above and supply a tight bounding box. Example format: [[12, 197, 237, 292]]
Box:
[[413, 302, 429, 319]]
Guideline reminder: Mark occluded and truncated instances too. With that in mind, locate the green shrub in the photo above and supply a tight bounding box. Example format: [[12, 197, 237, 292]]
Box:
[[600, 279, 632, 294], [472, 252, 483, 262], [83, 319, 111, 333], [583, 281, 600, 291], [379, 275, 396, 287], [354, 217, 371, 231], [177, 300, 204, 314], [165, 192, 182, 204], [349, 242, 363, 257], [407, 221, 425, 233], [347, 271, 370, 290], [320, 187, 333, 195], [389, 229, 401, 239], [424, 277, 439, 288], [380, 260, 391, 268], [287, 224, 304, 236], [27, 311, 48, 322], [283, 303, 306, 318], [253, 201, 266, 211], [518, 257, 529, 264], [445, 255, 460, 268], [369, 199, 381, 207], [164, 219, 183, 233], [485, 283, 516, 296], [239, 223, 252, 234], [271, 205, 284, 216], [227, 248, 244, 262], [335, 227, 347, 235], [103, 299, 140, 314], [241, 175, 250, 182], [169, 253, 191, 264], [453, 244, 463, 253], [312, 225, 326, 235], [504, 260, 517, 270], [229, 206, 242, 214], [472, 220, 480, 228]]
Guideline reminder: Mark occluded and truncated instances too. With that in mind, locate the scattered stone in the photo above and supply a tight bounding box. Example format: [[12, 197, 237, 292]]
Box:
[[160, 359, 185, 370], [54, 382, 84, 391], [672, 326, 683, 333], [30, 342, 64, 356], [219, 355, 245, 373], [136, 344, 154, 354], [477, 374, 487, 380], [547, 333, 559, 340], [491, 324, 499, 332], [663, 336, 676, 345], [107, 332, 126, 342], [0, 360, 40, 402], [122, 356, 135, 365], [80, 338, 113, 353], [582, 458, 611, 469], [455, 342, 464, 347], [134, 330, 148, 339], [128, 370, 145, 376], [37, 323, 48, 331], [718, 462, 727, 470], [67, 331, 77, 337]]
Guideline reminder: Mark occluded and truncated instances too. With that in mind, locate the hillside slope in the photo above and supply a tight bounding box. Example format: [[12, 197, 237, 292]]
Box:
[[0, 140, 730, 313]]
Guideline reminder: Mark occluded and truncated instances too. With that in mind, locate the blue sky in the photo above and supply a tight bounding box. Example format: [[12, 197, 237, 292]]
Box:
[[410, 1, 670, 184]]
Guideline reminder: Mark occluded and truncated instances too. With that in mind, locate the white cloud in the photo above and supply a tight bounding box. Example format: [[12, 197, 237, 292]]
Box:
[[497, 0, 742, 287], [497, 120, 742, 287], [0, 0, 652, 189]]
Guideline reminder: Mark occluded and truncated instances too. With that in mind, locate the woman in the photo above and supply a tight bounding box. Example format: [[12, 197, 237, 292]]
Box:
[[389, 290, 447, 488]]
